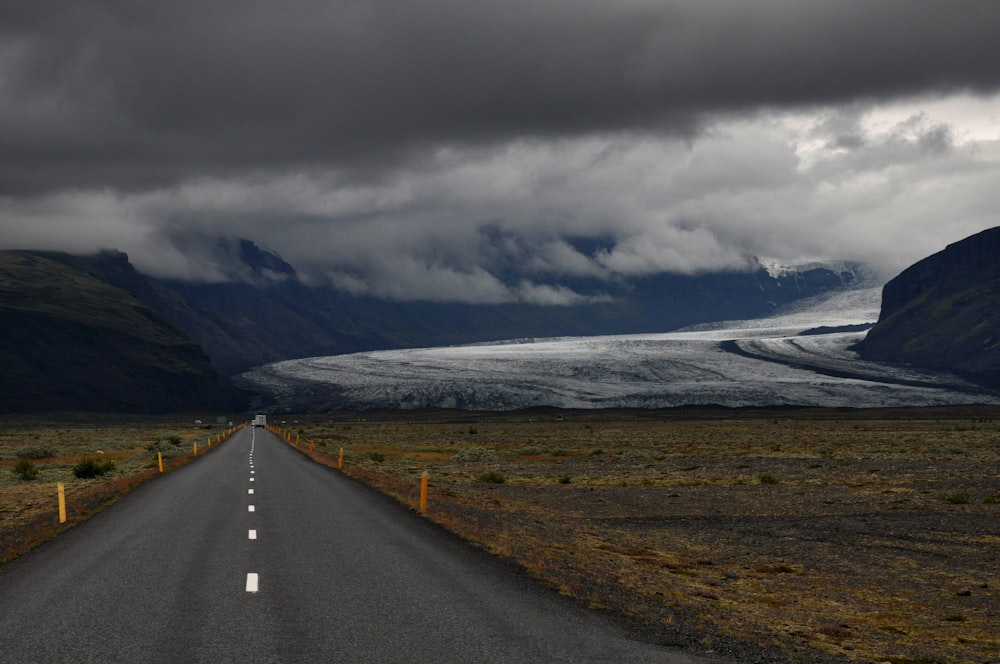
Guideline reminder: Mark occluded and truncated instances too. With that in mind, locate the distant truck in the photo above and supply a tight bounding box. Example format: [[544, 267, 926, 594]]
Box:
[[252, 414, 267, 428]]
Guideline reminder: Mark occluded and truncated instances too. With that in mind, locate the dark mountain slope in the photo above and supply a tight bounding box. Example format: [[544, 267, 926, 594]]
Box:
[[31, 241, 861, 377], [855, 227, 1000, 388], [162, 244, 860, 375], [0, 252, 244, 412]]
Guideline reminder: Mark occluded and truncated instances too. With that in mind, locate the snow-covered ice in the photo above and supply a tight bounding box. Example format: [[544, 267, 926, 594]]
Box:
[[237, 287, 999, 411]]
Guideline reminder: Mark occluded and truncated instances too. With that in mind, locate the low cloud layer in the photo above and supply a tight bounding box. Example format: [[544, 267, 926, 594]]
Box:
[[2, 1, 999, 302]]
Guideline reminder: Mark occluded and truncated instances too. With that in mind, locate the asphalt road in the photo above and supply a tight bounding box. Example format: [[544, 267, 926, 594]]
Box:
[[0, 427, 716, 663]]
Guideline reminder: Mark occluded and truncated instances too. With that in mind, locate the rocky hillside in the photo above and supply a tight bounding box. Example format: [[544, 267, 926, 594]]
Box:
[[0, 251, 244, 413], [855, 227, 1000, 388]]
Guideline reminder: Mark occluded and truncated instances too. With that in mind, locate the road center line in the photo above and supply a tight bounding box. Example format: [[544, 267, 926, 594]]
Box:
[[246, 573, 259, 593], [249, 529, 257, 540], [248, 505, 255, 512], [248, 488, 254, 494], [250, 477, 254, 482]]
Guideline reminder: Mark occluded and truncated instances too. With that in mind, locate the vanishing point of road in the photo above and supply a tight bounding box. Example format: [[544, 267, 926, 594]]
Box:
[[0, 426, 721, 663]]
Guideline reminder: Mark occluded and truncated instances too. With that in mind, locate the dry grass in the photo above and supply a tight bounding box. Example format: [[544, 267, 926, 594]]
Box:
[[279, 407, 1000, 664], [0, 414, 240, 564]]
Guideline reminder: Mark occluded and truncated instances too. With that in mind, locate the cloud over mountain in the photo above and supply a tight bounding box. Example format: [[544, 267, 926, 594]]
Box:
[[2, 1, 1000, 301]]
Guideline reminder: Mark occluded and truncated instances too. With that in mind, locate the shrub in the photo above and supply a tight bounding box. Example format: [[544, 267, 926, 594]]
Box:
[[942, 490, 971, 505], [167, 435, 182, 446], [757, 472, 780, 485], [475, 471, 506, 484], [879, 625, 908, 635], [558, 474, 572, 484], [367, 451, 386, 463], [756, 564, 798, 574], [814, 445, 835, 459], [984, 495, 1000, 504], [73, 457, 116, 479], [18, 446, 57, 460], [12, 458, 39, 481], [451, 446, 496, 462], [815, 624, 852, 639]]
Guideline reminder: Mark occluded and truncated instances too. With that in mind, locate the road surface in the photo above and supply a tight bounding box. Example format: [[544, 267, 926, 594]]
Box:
[[0, 427, 718, 663]]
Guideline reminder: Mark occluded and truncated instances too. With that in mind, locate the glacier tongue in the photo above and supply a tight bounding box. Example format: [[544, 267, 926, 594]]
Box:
[[237, 287, 998, 411]]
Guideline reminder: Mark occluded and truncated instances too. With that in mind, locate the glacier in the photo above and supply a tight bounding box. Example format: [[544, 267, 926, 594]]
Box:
[[237, 287, 999, 411]]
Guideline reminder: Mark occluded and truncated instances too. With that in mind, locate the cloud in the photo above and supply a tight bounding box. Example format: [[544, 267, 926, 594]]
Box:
[[7, 102, 999, 300], [2, 2, 1000, 302], [3, 0, 1000, 195]]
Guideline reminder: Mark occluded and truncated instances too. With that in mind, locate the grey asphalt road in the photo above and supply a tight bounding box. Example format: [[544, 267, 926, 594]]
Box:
[[0, 427, 720, 663]]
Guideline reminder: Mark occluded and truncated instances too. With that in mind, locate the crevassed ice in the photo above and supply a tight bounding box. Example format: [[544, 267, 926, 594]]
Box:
[[237, 287, 998, 411]]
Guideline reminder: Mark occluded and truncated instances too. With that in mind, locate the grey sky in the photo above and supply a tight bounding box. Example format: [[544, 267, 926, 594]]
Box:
[[2, 0, 999, 302]]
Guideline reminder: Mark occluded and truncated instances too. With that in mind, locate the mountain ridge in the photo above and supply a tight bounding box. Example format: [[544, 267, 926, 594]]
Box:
[[2, 241, 868, 413], [152, 239, 865, 375], [0, 251, 244, 413], [855, 226, 1000, 388]]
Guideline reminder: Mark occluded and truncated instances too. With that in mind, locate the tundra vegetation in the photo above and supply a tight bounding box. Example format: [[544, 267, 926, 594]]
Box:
[[1, 409, 997, 664], [289, 407, 998, 664]]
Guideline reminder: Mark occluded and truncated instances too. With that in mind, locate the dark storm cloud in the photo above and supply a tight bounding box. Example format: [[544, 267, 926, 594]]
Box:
[[3, 0, 1000, 194]]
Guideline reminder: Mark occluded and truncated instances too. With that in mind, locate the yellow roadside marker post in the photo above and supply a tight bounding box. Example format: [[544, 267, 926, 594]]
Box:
[[338, 448, 344, 469], [57, 483, 66, 524], [194, 441, 198, 456], [420, 472, 429, 514], [158, 452, 163, 473]]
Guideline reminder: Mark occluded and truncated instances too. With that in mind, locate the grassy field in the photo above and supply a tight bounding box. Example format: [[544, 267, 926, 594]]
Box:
[[2, 408, 998, 663]]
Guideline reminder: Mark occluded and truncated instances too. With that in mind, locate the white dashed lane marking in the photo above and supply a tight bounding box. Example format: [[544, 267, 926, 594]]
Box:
[[247, 429, 260, 592]]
